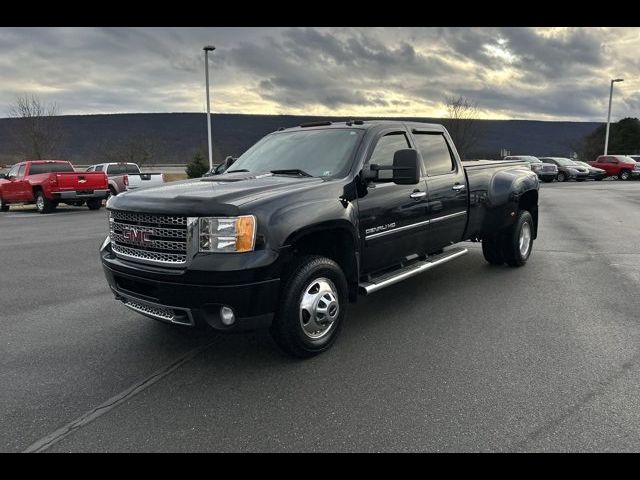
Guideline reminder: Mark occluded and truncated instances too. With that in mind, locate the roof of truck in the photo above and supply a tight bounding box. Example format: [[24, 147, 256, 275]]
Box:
[[277, 120, 446, 133]]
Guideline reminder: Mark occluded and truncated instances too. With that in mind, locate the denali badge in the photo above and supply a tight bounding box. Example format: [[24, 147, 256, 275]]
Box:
[[365, 222, 397, 235], [122, 227, 152, 245]]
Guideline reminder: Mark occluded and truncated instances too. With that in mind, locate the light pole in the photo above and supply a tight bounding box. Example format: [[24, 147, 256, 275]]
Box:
[[203, 45, 216, 171], [604, 78, 624, 156]]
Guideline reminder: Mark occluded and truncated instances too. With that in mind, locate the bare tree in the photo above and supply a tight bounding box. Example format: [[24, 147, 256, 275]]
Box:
[[8, 94, 64, 159], [442, 96, 484, 160], [99, 134, 160, 168]]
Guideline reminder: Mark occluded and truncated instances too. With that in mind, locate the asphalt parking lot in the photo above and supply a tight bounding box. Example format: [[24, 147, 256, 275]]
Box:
[[1, 181, 640, 452]]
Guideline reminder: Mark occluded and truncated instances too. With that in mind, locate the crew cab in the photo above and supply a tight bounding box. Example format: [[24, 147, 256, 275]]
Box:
[[588, 155, 640, 180], [100, 121, 539, 358], [0, 160, 108, 213], [86, 163, 165, 196]]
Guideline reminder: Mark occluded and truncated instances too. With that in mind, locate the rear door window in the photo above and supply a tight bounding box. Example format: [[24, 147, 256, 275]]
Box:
[[414, 133, 456, 176]]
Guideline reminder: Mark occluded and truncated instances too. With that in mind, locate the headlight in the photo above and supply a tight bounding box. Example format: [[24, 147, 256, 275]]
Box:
[[198, 215, 256, 253]]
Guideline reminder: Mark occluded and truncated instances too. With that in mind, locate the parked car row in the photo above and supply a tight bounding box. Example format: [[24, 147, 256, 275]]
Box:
[[503, 154, 640, 182], [504, 156, 558, 182], [0, 160, 166, 213]]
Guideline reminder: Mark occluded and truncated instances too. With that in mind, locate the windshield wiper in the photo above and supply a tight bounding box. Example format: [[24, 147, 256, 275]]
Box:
[[226, 169, 251, 174], [270, 169, 314, 177]]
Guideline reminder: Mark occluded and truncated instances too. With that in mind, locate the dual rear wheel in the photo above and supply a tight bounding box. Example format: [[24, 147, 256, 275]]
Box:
[[482, 210, 534, 267]]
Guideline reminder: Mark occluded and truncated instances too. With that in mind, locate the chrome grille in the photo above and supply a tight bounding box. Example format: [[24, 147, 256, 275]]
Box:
[[109, 210, 189, 266]]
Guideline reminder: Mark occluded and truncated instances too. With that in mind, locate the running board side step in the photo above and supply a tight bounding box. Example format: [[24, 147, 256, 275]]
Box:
[[358, 247, 468, 295]]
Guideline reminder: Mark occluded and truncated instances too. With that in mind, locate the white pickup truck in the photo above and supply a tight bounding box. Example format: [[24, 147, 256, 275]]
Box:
[[85, 163, 165, 196]]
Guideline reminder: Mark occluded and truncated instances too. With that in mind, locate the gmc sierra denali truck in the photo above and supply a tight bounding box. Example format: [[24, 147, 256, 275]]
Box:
[[100, 121, 539, 358]]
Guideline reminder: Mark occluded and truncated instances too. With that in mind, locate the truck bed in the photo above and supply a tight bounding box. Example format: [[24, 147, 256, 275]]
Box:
[[462, 159, 537, 241]]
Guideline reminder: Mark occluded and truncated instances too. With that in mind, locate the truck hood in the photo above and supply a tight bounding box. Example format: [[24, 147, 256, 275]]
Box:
[[106, 172, 325, 216]]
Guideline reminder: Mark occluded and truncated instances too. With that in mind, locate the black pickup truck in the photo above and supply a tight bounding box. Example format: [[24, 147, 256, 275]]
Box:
[[101, 120, 539, 357]]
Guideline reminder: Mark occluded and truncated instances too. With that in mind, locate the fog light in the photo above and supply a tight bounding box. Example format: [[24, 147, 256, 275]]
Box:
[[220, 306, 236, 326]]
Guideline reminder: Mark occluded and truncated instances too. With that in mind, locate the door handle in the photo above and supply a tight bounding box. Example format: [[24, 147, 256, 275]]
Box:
[[452, 184, 466, 191], [410, 191, 427, 200]]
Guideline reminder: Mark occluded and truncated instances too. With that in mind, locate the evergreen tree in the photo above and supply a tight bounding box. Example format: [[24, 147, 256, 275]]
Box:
[[185, 151, 209, 178], [579, 118, 640, 161]]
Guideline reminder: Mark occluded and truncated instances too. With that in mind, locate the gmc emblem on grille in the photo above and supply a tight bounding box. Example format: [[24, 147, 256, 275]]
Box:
[[122, 227, 153, 245]]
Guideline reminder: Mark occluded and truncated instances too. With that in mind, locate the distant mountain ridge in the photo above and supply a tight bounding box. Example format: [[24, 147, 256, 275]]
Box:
[[0, 113, 601, 165]]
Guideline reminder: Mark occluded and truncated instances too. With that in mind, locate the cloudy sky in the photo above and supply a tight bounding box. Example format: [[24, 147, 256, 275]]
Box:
[[0, 27, 638, 121]]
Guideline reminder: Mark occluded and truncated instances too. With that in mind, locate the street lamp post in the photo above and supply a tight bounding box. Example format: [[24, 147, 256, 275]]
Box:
[[604, 78, 624, 156], [203, 45, 216, 171]]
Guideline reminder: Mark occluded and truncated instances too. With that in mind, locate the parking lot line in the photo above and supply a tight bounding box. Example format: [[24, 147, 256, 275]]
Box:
[[23, 339, 218, 453]]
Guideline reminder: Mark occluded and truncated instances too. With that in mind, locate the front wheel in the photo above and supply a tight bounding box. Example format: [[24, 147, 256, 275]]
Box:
[[270, 255, 347, 358], [0, 197, 9, 212], [619, 170, 631, 181], [557, 172, 566, 182]]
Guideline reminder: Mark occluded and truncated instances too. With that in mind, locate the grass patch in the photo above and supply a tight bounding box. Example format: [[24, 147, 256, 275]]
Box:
[[163, 173, 188, 182]]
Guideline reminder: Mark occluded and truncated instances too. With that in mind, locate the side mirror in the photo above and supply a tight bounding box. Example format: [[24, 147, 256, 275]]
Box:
[[367, 149, 421, 185], [391, 149, 421, 185]]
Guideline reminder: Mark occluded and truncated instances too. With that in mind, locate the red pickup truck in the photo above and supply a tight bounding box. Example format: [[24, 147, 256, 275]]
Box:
[[0, 160, 109, 213], [588, 155, 640, 180]]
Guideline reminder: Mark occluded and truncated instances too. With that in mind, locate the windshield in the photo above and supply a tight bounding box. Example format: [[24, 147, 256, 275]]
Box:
[[552, 158, 576, 167], [29, 162, 74, 174], [226, 129, 363, 178]]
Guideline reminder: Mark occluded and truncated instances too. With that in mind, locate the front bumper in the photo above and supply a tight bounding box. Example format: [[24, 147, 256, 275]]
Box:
[[566, 171, 588, 179], [537, 172, 557, 181], [587, 172, 607, 180], [101, 244, 280, 331], [53, 189, 109, 200]]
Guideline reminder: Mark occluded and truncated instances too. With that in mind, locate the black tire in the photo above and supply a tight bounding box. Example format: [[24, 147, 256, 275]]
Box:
[[0, 197, 9, 212], [503, 210, 534, 267], [270, 255, 348, 358], [619, 169, 631, 181], [86, 198, 103, 210], [108, 186, 117, 197], [482, 234, 505, 265], [557, 172, 566, 182], [35, 191, 55, 214]]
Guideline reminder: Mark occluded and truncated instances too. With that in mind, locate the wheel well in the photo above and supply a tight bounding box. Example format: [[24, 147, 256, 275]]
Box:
[[290, 228, 359, 302], [519, 190, 538, 238]]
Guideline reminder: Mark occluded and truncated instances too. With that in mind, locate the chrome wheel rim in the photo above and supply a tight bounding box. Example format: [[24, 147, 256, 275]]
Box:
[[621, 171, 629, 180], [519, 222, 532, 257], [36, 195, 44, 211], [299, 277, 339, 340]]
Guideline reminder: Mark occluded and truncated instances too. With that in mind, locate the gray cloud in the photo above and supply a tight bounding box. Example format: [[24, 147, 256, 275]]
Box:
[[0, 27, 637, 121]]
